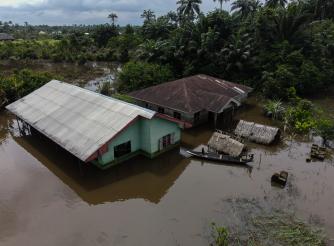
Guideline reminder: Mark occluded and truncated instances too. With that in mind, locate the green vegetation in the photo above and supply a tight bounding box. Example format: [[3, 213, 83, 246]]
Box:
[[0, 69, 60, 105], [264, 97, 334, 143], [117, 61, 173, 92], [210, 223, 229, 246], [252, 215, 326, 246], [211, 214, 326, 245], [1, 0, 334, 99]]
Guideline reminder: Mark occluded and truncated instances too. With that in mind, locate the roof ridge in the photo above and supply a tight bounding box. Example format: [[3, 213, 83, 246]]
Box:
[[50, 80, 156, 117]]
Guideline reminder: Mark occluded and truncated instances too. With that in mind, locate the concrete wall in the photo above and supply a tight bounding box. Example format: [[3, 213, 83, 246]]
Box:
[[95, 117, 180, 168]]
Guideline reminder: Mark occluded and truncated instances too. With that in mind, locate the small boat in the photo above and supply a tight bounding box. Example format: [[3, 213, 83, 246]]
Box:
[[186, 150, 254, 165]]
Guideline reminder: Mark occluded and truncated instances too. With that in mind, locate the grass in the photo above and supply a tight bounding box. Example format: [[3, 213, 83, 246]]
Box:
[[251, 215, 326, 246], [211, 214, 326, 246], [112, 93, 135, 103]]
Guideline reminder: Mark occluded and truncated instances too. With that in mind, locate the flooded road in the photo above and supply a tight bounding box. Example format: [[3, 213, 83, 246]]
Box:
[[1, 98, 334, 245]]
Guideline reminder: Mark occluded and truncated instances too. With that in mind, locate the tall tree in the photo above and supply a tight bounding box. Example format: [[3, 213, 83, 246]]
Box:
[[266, 0, 288, 8], [314, 0, 334, 20], [141, 9, 156, 22], [231, 0, 260, 18], [108, 13, 118, 26], [177, 0, 202, 21], [213, 0, 229, 11]]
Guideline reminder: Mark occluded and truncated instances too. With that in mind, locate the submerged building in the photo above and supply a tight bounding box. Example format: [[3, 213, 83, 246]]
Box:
[[129, 74, 253, 128], [6, 80, 181, 169], [0, 33, 15, 41]]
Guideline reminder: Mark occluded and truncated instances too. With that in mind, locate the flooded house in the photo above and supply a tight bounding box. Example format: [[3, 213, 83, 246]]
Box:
[[0, 33, 15, 41], [129, 74, 253, 128], [6, 80, 181, 169]]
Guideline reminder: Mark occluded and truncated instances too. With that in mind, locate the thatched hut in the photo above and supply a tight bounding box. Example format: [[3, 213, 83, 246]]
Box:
[[234, 120, 280, 145], [208, 132, 245, 157]]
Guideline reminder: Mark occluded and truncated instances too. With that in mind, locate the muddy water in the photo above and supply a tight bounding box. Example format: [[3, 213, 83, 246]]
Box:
[[0, 60, 119, 90], [1, 98, 334, 245]]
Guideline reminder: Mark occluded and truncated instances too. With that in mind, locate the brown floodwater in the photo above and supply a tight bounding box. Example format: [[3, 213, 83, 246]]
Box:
[[1, 98, 334, 245], [0, 60, 118, 89]]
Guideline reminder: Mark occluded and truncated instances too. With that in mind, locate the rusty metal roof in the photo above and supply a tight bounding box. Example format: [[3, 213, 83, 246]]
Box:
[[0, 33, 14, 41], [129, 74, 253, 114], [6, 80, 155, 162]]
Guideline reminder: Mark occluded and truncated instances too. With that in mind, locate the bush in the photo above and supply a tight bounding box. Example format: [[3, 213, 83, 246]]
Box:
[[283, 99, 317, 133], [264, 99, 285, 119], [0, 69, 57, 104], [117, 61, 173, 92]]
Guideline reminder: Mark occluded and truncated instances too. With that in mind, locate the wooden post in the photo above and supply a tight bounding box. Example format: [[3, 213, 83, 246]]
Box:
[[78, 160, 84, 177], [214, 112, 218, 130]]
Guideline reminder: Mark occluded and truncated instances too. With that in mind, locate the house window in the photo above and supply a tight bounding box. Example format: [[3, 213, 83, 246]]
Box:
[[194, 112, 200, 122], [173, 111, 181, 120], [114, 141, 131, 158], [158, 107, 165, 114], [158, 133, 175, 150]]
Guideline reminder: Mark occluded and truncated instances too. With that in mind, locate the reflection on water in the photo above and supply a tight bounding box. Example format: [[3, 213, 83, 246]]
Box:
[[1, 97, 334, 245], [12, 132, 189, 204]]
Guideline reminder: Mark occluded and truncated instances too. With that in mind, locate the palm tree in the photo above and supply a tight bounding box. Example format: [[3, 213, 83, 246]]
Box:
[[266, 0, 288, 8], [213, 0, 229, 11], [108, 13, 118, 26], [141, 9, 156, 22], [271, 6, 311, 42], [231, 0, 260, 18], [220, 32, 254, 74], [314, 0, 334, 20], [177, 0, 202, 21]]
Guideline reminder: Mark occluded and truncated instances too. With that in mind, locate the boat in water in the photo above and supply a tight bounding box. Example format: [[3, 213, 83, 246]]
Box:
[[186, 150, 254, 165]]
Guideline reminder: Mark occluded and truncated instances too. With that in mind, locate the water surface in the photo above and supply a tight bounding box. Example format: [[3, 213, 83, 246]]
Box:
[[1, 98, 334, 245]]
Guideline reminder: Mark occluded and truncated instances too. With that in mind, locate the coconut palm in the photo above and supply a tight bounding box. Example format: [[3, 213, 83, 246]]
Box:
[[314, 0, 334, 20], [108, 13, 118, 26], [265, 0, 288, 8], [219, 32, 254, 74], [231, 0, 261, 18], [177, 0, 202, 20], [213, 0, 229, 11], [141, 9, 156, 22], [271, 6, 311, 42]]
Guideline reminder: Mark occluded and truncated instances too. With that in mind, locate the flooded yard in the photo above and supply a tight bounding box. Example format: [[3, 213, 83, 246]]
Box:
[[1, 98, 334, 245], [0, 60, 119, 91]]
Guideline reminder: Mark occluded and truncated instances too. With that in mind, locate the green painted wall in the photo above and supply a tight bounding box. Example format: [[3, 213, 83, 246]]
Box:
[[149, 117, 181, 154], [95, 117, 180, 168]]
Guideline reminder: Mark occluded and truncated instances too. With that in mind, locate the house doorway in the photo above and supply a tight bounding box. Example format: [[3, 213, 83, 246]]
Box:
[[159, 134, 174, 151], [114, 141, 132, 158]]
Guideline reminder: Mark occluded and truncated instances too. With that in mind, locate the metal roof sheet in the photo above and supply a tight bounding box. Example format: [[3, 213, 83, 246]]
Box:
[[6, 80, 156, 162], [130, 74, 253, 113]]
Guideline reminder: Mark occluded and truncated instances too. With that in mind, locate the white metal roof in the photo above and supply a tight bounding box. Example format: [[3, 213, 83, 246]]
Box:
[[6, 80, 156, 161]]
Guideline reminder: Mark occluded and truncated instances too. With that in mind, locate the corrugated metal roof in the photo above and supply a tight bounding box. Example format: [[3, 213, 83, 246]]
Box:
[[129, 74, 253, 114], [0, 33, 14, 40], [6, 80, 155, 162]]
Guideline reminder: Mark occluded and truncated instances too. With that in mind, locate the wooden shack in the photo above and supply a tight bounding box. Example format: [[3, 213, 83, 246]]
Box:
[[208, 131, 245, 157], [234, 120, 280, 144]]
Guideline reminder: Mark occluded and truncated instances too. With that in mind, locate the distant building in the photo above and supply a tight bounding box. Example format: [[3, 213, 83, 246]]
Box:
[[6, 80, 181, 169], [129, 75, 253, 128], [0, 33, 14, 41]]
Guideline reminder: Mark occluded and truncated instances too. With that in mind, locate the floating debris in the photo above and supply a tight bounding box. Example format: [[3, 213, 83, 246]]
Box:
[[271, 171, 288, 187], [309, 144, 326, 161]]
